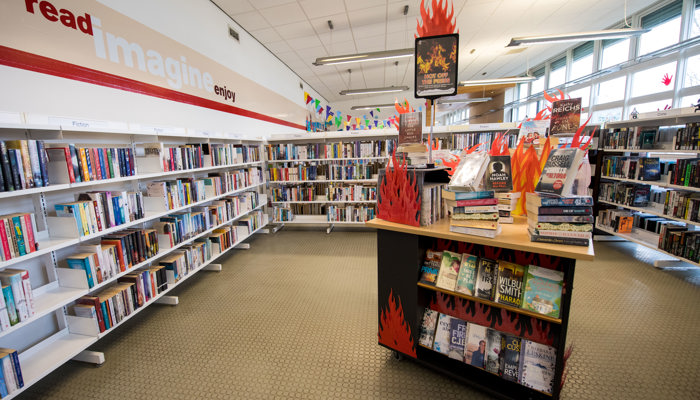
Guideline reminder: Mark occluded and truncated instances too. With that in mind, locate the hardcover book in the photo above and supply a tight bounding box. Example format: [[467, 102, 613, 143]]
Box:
[[449, 225, 502, 238], [475, 258, 498, 300], [441, 189, 495, 201], [454, 253, 478, 296], [526, 192, 594, 207], [522, 265, 564, 318], [528, 214, 594, 223], [450, 219, 499, 230], [495, 261, 527, 307], [432, 313, 453, 355], [464, 322, 487, 368], [519, 340, 557, 394], [418, 309, 440, 348], [485, 328, 504, 375], [435, 251, 462, 291], [502, 335, 521, 382], [419, 249, 442, 286], [485, 155, 513, 192], [549, 98, 581, 135], [535, 148, 584, 197], [449, 152, 490, 191], [639, 158, 660, 181], [448, 318, 468, 362], [527, 229, 591, 246]]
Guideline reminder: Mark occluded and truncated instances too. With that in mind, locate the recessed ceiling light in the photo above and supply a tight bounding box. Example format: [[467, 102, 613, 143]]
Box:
[[339, 86, 409, 95]]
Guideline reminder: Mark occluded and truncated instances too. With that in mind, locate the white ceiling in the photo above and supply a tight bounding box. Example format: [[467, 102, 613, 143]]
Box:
[[213, 0, 660, 104]]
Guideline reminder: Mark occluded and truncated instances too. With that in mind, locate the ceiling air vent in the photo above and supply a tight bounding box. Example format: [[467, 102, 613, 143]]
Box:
[[228, 26, 240, 42]]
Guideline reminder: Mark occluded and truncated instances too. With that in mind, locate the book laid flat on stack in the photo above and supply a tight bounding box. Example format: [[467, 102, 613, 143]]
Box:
[[496, 192, 520, 224], [526, 193, 593, 246]]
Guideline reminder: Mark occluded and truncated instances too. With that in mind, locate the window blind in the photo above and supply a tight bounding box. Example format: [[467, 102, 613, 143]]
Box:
[[641, 0, 682, 28]]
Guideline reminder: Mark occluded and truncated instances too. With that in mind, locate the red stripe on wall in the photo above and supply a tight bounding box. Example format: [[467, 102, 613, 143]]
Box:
[[0, 45, 305, 130]]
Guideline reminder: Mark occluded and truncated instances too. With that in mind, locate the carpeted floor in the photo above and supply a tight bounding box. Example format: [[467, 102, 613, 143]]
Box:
[[18, 230, 700, 399]]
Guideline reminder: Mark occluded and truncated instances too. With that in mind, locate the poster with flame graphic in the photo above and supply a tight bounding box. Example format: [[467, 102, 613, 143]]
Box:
[[415, 34, 459, 98]]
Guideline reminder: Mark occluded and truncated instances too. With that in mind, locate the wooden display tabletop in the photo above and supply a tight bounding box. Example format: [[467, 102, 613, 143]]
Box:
[[365, 218, 595, 261]]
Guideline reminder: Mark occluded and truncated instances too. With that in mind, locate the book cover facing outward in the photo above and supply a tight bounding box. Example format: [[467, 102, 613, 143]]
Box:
[[549, 98, 581, 135], [501, 335, 521, 382], [495, 261, 527, 308], [464, 322, 487, 368], [485, 328, 504, 375], [519, 340, 557, 394], [474, 258, 498, 300], [447, 318, 467, 362], [522, 265, 564, 318], [418, 309, 440, 348], [432, 313, 453, 355], [485, 155, 513, 192], [435, 251, 461, 291], [419, 249, 442, 286], [535, 148, 584, 197], [454, 253, 478, 296]]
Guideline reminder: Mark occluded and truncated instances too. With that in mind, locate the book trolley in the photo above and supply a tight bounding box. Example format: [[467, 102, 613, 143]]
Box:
[[365, 218, 594, 400]]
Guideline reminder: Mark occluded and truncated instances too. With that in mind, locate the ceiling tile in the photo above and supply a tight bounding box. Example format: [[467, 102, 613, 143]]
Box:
[[323, 40, 357, 55], [251, 0, 296, 10], [385, 31, 414, 49], [318, 29, 355, 47], [353, 22, 386, 39], [311, 13, 351, 33], [300, 0, 347, 20], [249, 27, 282, 43], [259, 3, 307, 24], [274, 21, 317, 39], [214, 0, 255, 15], [287, 36, 324, 51], [295, 45, 327, 60], [265, 40, 293, 53], [231, 10, 269, 31], [355, 35, 387, 53], [345, 0, 387, 12], [348, 5, 387, 27]]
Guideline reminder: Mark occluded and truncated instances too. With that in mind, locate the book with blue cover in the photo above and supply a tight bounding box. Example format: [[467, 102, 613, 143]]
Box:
[[454, 253, 478, 296], [522, 265, 564, 318], [447, 318, 467, 361], [432, 313, 453, 355], [66, 253, 95, 288]]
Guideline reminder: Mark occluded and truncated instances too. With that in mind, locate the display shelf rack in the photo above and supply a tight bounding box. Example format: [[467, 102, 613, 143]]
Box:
[[268, 179, 376, 184], [265, 129, 398, 142], [594, 224, 700, 268], [605, 113, 699, 129], [599, 147, 700, 154], [599, 175, 700, 193], [417, 282, 562, 324], [271, 200, 376, 204], [265, 156, 388, 163], [0, 203, 265, 341], [597, 199, 700, 227]]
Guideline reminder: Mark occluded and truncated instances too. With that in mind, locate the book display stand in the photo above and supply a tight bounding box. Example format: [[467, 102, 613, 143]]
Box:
[[0, 121, 269, 399], [366, 218, 594, 400]]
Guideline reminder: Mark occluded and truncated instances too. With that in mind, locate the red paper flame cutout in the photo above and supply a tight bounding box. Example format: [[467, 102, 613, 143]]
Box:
[[395, 98, 413, 114], [416, 0, 458, 38], [378, 289, 417, 357], [662, 73, 673, 86], [465, 142, 486, 154], [439, 154, 461, 176], [561, 344, 575, 390], [517, 90, 567, 128], [378, 151, 421, 226], [488, 131, 512, 156]]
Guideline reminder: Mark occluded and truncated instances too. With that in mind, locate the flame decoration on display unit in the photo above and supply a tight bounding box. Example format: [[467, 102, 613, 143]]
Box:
[[377, 151, 421, 226], [378, 289, 417, 357], [416, 0, 458, 37]]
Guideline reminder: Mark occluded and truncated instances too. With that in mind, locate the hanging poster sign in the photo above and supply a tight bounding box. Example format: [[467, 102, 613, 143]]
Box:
[[399, 112, 423, 145], [549, 98, 582, 135], [415, 34, 459, 99]]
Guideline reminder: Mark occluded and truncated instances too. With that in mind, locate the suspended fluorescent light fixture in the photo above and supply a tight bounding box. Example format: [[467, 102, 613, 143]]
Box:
[[437, 97, 493, 104], [460, 76, 536, 86], [314, 48, 413, 66], [507, 28, 649, 47], [340, 86, 409, 96], [350, 104, 397, 110]]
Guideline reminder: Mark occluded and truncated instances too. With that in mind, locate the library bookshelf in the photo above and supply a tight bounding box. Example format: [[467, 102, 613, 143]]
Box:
[[593, 111, 700, 268], [265, 130, 397, 232], [0, 120, 269, 399], [366, 218, 593, 400]]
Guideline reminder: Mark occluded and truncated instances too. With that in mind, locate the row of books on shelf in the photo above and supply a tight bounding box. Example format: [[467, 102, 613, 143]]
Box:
[[600, 156, 664, 181], [421, 249, 564, 318], [0, 140, 50, 191], [0, 213, 38, 261], [137, 142, 261, 172], [449, 131, 518, 152], [421, 184, 447, 226], [264, 140, 395, 161], [658, 223, 700, 262], [0, 269, 35, 330], [270, 184, 377, 202], [673, 122, 700, 150], [326, 205, 376, 222], [601, 126, 658, 150], [47, 144, 137, 184], [526, 193, 594, 246], [599, 181, 700, 222], [266, 162, 381, 182], [61, 208, 266, 290], [598, 182, 652, 208], [55, 191, 145, 238], [419, 310, 556, 394], [0, 347, 23, 397], [273, 206, 293, 222]]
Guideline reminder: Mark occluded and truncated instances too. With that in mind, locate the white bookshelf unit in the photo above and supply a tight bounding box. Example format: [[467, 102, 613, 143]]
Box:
[[265, 130, 397, 233], [594, 111, 700, 268], [0, 120, 270, 399]]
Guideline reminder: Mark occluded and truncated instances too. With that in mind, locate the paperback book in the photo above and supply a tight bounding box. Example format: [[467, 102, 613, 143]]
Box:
[[522, 265, 564, 318], [495, 261, 527, 307], [419, 249, 442, 286], [485, 328, 504, 375], [535, 148, 584, 197], [454, 253, 478, 296], [485, 155, 513, 192], [448, 318, 468, 362], [519, 340, 557, 394], [432, 313, 453, 355], [435, 251, 462, 291], [475, 258, 498, 300], [464, 322, 487, 368], [418, 308, 439, 348], [501, 335, 522, 382]]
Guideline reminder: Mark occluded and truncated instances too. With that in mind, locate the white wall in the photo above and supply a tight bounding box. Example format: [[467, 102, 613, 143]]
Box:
[[0, 0, 327, 137]]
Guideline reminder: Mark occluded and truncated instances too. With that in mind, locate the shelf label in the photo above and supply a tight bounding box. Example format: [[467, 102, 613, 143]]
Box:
[[131, 124, 186, 136], [0, 111, 23, 124], [49, 116, 125, 130]]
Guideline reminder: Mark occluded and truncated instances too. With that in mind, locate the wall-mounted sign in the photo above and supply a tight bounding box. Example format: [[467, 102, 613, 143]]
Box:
[[415, 34, 459, 99]]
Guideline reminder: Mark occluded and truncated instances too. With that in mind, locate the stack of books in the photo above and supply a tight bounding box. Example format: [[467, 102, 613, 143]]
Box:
[[496, 192, 520, 224], [526, 193, 594, 246], [443, 189, 500, 238]]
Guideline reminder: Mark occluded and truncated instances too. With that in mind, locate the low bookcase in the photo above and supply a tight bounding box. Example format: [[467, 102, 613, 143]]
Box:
[[366, 218, 594, 400]]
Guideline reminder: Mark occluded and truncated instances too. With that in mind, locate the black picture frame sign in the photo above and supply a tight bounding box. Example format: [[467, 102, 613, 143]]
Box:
[[414, 34, 459, 100]]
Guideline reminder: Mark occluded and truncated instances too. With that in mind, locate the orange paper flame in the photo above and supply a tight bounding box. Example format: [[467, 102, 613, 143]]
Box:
[[416, 0, 457, 37]]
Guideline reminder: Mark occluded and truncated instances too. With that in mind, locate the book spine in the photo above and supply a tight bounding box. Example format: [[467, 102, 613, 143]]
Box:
[[530, 233, 589, 246], [18, 141, 34, 188], [27, 140, 43, 187], [1, 356, 16, 393], [22, 214, 35, 253], [36, 141, 50, 187], [536, 207, 592, 215], [17, 272, 34, 317], [90, 148, 100, 180], [79, 148, 90, 181], [7, 351, 22, 388], [0, 142, 12, 191], [68, 144, 81, 182], [11, 217, 25, 256], [8, 150, 24, 190], [0, 220, 10, 261], [1, 287, 18, 326]]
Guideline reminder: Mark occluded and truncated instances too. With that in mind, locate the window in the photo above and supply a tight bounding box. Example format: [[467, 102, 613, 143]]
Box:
[[568, 86, 591, 108], [591, 107, 623, 124], [571, 42, 593, 79], [691, 0, 700, 38], [639, 0, 682, 55], [628, 98, 673, 113], [680, 94, 700, 108], [631, 61, 677, 97], [601, 39, 630, 69], [518, 82, 529, 100], [684, 54, 700, 88], [548, 57, 567, 88], [517, 104, 527, 120], [527, 102, 538, 118], [531, 67, 545, 95], [597, 77, 627, 104]]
